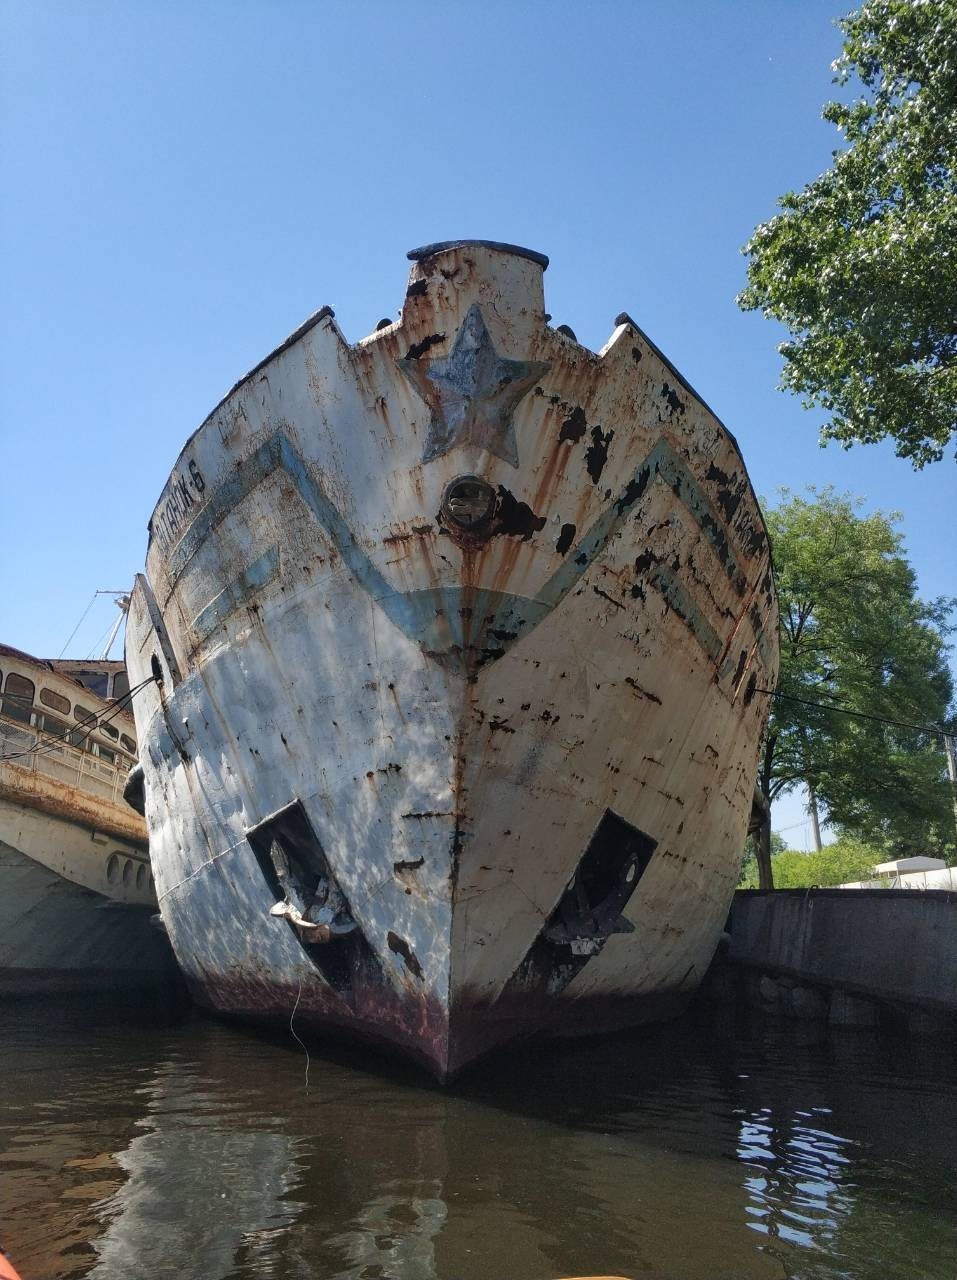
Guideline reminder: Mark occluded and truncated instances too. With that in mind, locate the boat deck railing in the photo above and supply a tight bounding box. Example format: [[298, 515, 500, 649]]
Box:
[[0, 716, 131, 807]]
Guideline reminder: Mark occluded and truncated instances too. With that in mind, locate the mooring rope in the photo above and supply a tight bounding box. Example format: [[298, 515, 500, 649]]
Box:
[[289, 974, 311, 1091]]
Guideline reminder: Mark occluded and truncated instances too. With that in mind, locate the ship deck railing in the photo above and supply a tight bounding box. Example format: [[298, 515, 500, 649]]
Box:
[[0, 716, 130, 808]]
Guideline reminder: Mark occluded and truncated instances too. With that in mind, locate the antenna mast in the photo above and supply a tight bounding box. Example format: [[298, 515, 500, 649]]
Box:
[[99, 591, 131, 660]]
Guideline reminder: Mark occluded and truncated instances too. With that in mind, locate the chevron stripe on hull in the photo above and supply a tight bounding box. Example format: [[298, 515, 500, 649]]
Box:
[[126, 241, 777, 1078]]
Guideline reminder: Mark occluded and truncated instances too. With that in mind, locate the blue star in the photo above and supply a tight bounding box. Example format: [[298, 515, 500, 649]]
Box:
[[398, 304, 550, 467]]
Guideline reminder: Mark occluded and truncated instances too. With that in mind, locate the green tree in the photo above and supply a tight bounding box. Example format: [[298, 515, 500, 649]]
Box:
[[743, 836, 887, 889], [738, 0, 957, 466], [754, 488, 955, 887]]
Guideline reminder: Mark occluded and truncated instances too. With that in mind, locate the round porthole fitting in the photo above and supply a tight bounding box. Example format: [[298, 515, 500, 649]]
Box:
[[441, 476, 496, 530]]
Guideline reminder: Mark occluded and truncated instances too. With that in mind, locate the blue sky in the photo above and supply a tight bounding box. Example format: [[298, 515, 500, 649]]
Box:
[[2, 1, 954, 846]]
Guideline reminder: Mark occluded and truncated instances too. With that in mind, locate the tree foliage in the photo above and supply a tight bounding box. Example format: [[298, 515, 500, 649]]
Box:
[[739, 0, 957, 466], [740, 836, 886, 888], [755, 488, 955, 884]]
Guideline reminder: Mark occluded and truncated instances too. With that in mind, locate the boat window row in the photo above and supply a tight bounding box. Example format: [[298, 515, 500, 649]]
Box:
[[0, 668, 137, 761]]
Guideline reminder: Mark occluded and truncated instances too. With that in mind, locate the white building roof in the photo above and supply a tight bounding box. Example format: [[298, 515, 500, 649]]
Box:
[[873, 857, 947, 874]]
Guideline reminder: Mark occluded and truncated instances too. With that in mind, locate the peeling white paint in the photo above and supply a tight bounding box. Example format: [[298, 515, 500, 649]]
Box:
[[126, 241, 778, 1077]]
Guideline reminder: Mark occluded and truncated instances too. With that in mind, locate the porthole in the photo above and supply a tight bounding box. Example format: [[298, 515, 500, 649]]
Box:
[[106, 853, 120, 884], [441, 475, 496, 529]]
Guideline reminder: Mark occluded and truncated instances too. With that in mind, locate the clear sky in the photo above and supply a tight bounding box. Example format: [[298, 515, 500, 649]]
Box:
[[2, 1, 954, 846]]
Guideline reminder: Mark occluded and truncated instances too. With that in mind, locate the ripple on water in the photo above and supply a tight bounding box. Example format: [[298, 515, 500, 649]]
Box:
[[0, 1005, 956, 1280]]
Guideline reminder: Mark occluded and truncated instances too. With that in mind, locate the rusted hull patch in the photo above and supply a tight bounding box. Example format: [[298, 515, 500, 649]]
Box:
[[125, 240, 778, 1079]]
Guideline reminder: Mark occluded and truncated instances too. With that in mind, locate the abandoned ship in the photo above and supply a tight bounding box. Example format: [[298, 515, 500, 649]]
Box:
[[0, 644, 164, 993], [125, 240, 778, 1077]]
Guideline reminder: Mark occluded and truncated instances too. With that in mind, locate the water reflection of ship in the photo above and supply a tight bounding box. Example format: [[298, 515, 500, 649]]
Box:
[[118, 1024, 957, 1280], [10, 1013, 953, 1280], [86, 1062, 303, 1280], [0, 1015, 304, 1280], [83, 1028, 793, 1280], [0, 1011, 159, 1280], [228, 1034, 789, 1280], [49, 1024, 782, 1280]]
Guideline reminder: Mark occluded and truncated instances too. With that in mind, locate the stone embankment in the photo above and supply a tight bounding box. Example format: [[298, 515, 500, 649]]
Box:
[[704, 887, 957, 1037]]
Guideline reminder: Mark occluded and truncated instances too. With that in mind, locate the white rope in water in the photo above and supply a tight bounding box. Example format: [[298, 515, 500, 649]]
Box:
[[289, 975, 310, 1090]]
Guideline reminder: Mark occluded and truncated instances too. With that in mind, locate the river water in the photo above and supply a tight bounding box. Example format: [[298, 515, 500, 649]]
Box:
[[1, 998, 955, 1280]]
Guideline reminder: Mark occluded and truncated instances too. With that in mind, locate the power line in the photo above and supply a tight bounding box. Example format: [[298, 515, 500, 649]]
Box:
[[760, 688, 949, 738], [86, 618, 118, 662], [0, 681, 145, 762], [0, 677, 156, 762], [58, 589, 129, 660], [773, 818, 812, 834], [57, 592, 98, 659]]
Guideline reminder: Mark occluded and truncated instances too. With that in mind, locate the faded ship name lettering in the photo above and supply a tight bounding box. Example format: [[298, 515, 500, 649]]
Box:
[[151, 459, 206, 553]]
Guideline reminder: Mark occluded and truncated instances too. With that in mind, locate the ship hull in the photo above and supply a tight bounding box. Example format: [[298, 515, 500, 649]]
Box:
[[0, 835, 172, 996], [0, 651, 164, 996], [189, 969, 692, 1080], [134, 575, 759, 1079], [126, 241, 778, 1078]]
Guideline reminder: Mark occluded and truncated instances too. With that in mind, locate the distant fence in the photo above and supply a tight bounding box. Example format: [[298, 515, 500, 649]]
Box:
[[840, 866, 957, 891], [729, 888, 957, 1013]]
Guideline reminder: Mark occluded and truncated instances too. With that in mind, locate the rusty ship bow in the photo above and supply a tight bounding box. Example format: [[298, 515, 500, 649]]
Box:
[[126, 240, 778, 1078]]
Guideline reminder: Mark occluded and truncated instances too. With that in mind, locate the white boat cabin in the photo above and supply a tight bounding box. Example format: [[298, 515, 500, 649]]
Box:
[[0, 645, 138, 786]]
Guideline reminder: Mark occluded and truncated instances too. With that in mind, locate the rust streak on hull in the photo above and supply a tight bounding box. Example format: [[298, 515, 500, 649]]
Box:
[[125, 239, 778, 1080]]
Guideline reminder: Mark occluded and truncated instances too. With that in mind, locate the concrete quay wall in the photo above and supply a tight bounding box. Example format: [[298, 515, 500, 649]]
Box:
[[719, 888, 957, 1033]]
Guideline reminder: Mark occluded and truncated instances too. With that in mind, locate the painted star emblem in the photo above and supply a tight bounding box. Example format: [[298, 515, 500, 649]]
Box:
[[397, 303, 550, 467]]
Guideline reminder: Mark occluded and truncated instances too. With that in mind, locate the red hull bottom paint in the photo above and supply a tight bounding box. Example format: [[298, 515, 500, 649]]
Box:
[[126, 241, 778, 1086], [190, 971, 692, 1080]]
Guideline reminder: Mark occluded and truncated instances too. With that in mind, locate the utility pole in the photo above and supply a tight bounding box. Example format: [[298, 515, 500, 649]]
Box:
[[807, 782, 823, 853], [798, 725, 823, 852], [944, 732, 957, 847]]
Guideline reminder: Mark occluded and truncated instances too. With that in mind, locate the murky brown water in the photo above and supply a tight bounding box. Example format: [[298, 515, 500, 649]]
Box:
[[1, 998, 955, 1280]]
